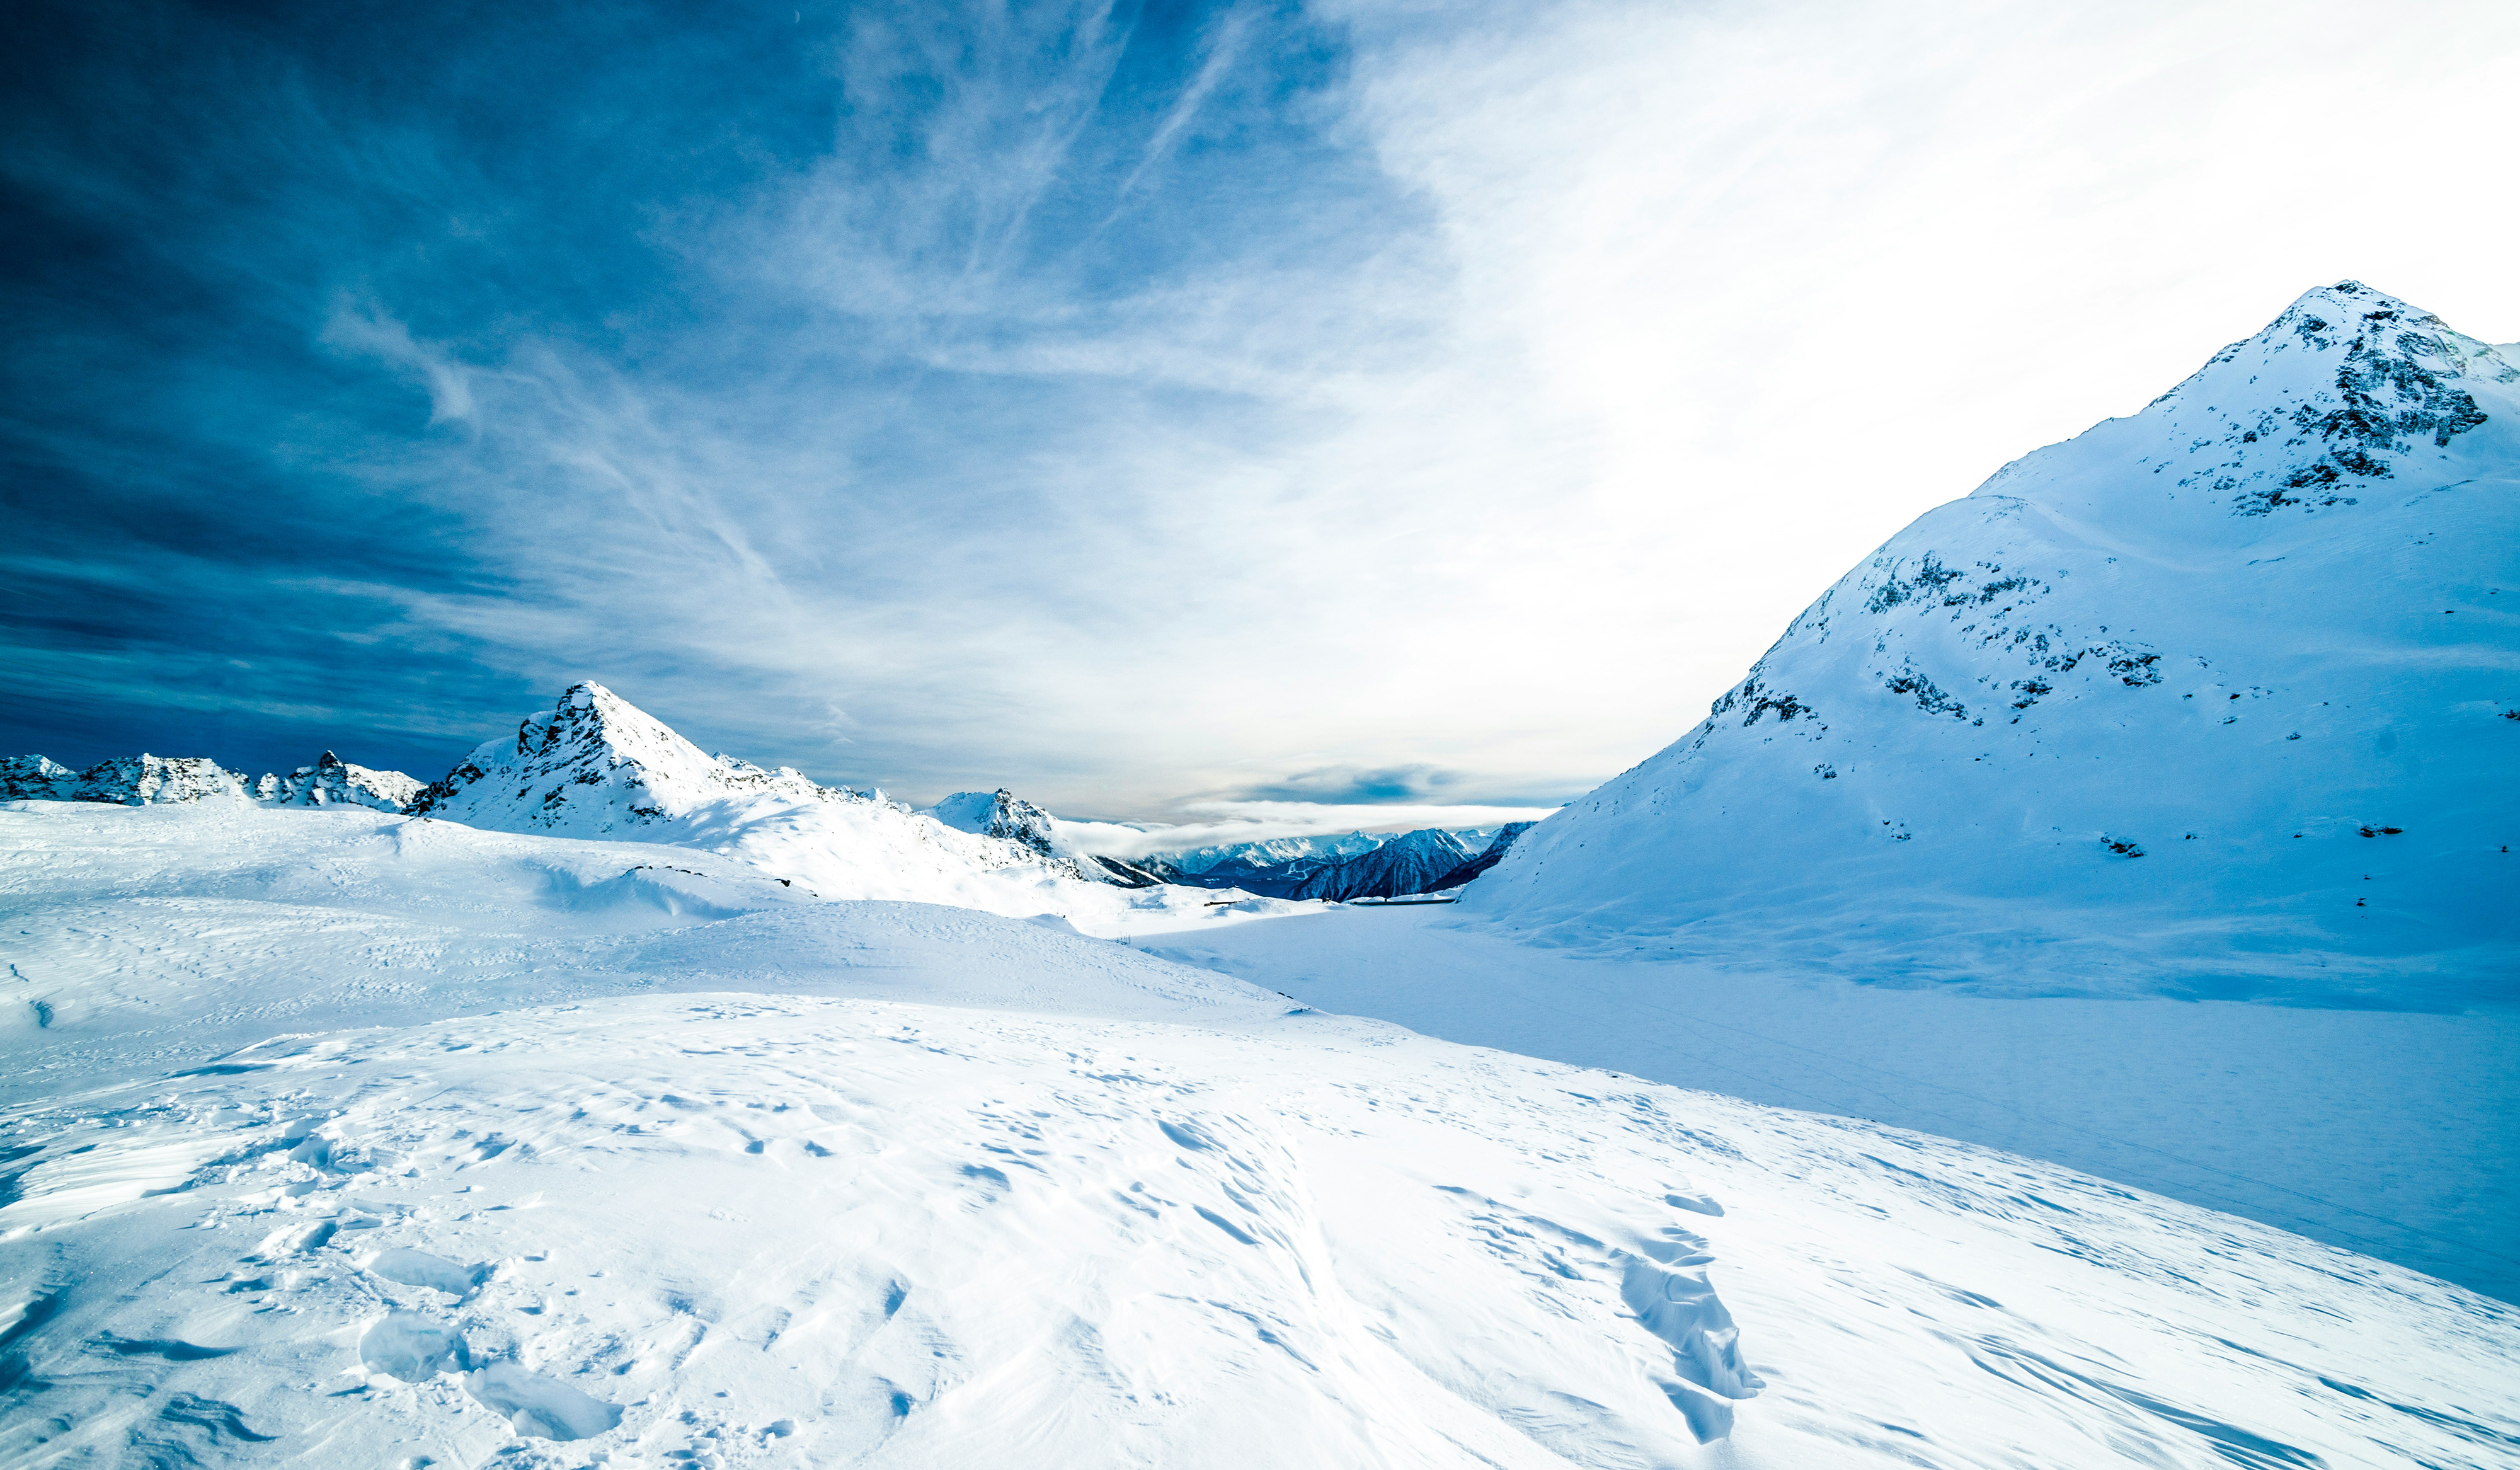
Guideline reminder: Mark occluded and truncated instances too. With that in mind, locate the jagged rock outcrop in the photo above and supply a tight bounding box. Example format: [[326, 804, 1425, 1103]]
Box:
[[919, 788, 1163, 885], [253, 750, 423, 811], [2, 754, 251, 805], [1463, 283, 2520, 1006], [6, 750, 425, 810]]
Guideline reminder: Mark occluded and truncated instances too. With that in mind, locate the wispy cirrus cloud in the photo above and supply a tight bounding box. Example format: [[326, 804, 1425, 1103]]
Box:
[[6, 0, 2516, 830]]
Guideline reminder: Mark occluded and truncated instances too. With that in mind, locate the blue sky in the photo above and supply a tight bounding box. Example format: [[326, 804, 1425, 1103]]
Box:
[[7, 0, 2516, 824]]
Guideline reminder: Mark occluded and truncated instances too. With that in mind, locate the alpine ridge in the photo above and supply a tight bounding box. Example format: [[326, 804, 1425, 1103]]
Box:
[[401, 682, 1298, 931], [1286, 828, 1479, 902], [922, 788, 1162, 885], [2, 752, 421, 810], [1462, 283, 2520, 1006]]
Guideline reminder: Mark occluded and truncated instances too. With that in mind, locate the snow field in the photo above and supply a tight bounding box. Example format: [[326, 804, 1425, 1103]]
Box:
[[11, 995, 2519, 1469], [1144, 905, 2520, 1301], [4, 802, 2519, 1466]]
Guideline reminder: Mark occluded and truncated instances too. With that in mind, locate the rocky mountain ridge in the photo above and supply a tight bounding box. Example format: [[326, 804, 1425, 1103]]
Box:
[[1283, 827, 1480, 902], [1, 750, 418, 810], [1463, 282, 2520, 1006]]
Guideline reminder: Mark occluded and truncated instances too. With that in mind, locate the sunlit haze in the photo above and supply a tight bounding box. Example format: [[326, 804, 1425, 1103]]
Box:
[[7, 0, 2515, 829]]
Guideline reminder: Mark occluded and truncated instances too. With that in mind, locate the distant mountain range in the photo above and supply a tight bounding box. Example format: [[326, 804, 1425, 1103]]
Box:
[[1138, 825, 1532, 898], [1, 750, 419, 811], [4, 703, 1537, 905], [3, 682, 1531, 924]]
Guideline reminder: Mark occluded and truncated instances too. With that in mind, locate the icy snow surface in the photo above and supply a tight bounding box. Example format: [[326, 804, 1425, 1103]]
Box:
[[6, 803, 2516, 1466], [1466, 283, 2519, 1005]]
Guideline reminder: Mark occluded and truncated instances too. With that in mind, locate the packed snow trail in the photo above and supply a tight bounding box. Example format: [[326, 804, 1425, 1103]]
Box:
[[4, 803, 2518, 1467]]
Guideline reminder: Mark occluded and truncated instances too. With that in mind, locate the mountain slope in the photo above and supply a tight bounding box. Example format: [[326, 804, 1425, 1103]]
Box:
[[1463, 283, 2520, 1006], [1429, 821, 1537, 891], [1142, 831, 1395, 890], [4, 751, 423, 810]]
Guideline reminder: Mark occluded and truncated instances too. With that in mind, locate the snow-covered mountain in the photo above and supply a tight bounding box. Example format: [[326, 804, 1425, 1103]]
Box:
[[252, 750, 423, 811], [1147, 828, 1512, 896], [922, 788, 1164, 885], [1465, 283, 2520, 1006], [1, 753, 249, 805], [1428, 820, 1537, 891], [3, 799, 2511, 1467], [1286, 827, 1479, 901], [1144, 830, 1394, 881], [404, 682, 1283, 931], [1191, 832, 1396, 871], [2, 751, 421, 810]]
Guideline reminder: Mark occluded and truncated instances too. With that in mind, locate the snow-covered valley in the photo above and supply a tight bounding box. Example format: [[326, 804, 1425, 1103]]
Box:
[[5, 802, 2517, 1468]]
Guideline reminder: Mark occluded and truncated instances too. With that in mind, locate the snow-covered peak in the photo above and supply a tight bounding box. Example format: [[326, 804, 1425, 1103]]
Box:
[[924, 788, 1063, 855], [1975, 280, 2516, 538], [252, 750, 424, 812], [403, 682, 1297, 928], [2, 753, 250, 805], [920, 788, 1150, 883], [1150, 831, 1395, 876], [409, 682, 850, 835], [1465, 282, 2518, 1005], [1285, 828, 1479, 902]]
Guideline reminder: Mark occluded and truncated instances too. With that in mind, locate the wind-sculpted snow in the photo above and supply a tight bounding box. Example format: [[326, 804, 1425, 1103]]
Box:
[[1466, 284, 2520, 1006], [4, 804, 2516, 1467]]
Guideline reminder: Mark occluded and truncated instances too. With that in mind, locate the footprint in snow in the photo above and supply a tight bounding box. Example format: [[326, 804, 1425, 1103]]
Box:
[[363, 1247, 495, 1299], [358, 1312, 622, 1442]]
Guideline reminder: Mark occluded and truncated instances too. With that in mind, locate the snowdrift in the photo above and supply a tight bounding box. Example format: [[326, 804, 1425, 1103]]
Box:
[[1465, 283, 2520, 1006]]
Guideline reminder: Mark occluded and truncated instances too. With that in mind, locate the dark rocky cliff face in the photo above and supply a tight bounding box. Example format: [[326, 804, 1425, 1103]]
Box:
[[1286, 829, 1480, 902]]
